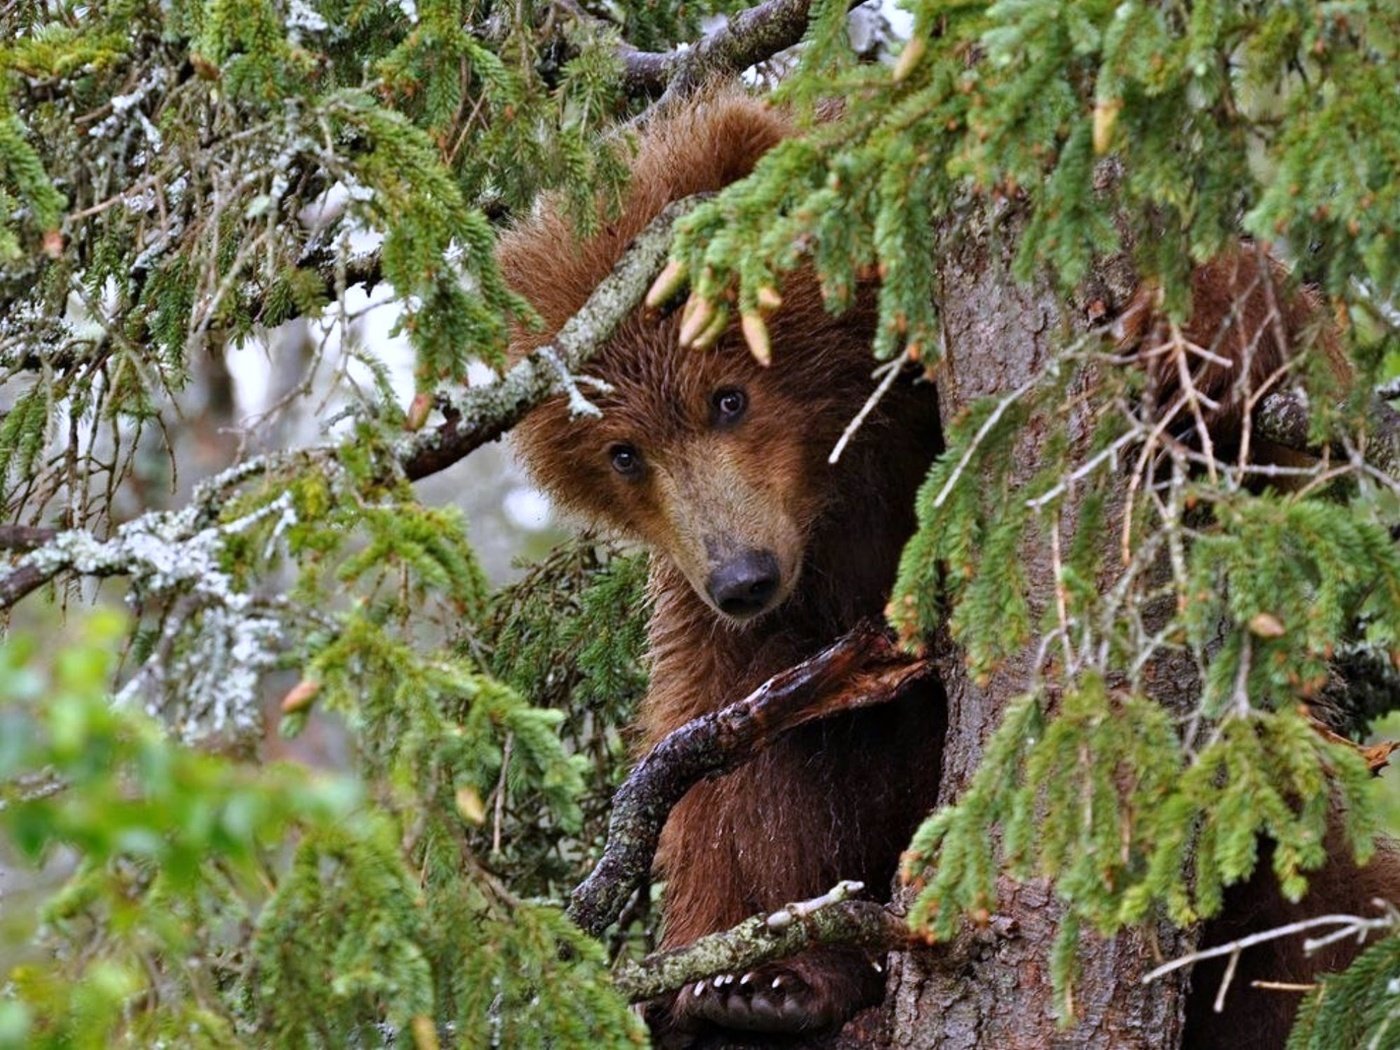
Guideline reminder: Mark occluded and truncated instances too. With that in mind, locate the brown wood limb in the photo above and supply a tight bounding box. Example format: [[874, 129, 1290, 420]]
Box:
[[614, 886, 909, 1002], [0, 553, 154, 612], [0, 525, 56, 551], [637, 0, 816, 103], [1304, 706, 1400, 774], [617, 45, 676, 97], [567, 621, 933, 938], [555, 0, 820, 99], [0, 562, 56, 610]]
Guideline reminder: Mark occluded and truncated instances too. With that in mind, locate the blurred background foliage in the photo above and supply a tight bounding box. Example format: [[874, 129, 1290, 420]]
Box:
[[0, 603, 648, 1047]]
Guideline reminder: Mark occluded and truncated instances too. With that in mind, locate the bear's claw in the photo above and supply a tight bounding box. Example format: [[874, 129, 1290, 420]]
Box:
[[682, 963, 840, 1033]]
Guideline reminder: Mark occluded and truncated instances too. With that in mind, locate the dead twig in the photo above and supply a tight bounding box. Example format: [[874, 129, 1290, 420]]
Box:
[[0, 525, 58, 551], [1140, 906, 1395, 1013]]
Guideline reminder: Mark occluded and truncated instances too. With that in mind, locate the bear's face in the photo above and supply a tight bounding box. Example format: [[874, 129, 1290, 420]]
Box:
[[516, 310, 865, 625]]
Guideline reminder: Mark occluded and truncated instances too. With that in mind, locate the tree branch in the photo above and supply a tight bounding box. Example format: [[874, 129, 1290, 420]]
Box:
[[400, 196, 700, 481], [620, 0, 817, 102], [0, 528, 62, 606], [0, 563, 56, 609], [1254, 390, 1400, 480], [302, 244, 384, 308], [253, 0, 821, 333], [1141, 909, 1394, 988], [0, 525, 57, 551], [614, 881, 910, 1002], [567, 621, 933, 937], [0, 200, 690, 609], [0, 453, 321, 612]]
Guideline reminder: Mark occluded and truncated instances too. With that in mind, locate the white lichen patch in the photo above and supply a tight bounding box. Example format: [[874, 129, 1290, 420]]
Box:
[[88, 67, 170, 143], [30, 492, 300, 746], [286, 0, 329, 34]]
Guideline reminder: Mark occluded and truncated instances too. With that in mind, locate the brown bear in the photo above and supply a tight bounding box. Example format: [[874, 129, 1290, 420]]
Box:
[[500, 90, 1398, 1046], [503, 93, 946, 1035]]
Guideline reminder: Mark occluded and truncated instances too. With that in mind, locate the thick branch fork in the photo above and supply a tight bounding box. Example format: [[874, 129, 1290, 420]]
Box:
[[567, 621, 933, 937]]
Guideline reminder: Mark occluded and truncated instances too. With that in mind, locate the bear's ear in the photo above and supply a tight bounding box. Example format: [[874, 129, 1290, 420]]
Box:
[[660, 88, 794, 195], [497, 89, 794, 355]]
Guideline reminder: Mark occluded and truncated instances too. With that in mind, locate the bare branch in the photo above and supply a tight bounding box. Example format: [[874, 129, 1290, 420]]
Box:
[[1140, 909, 1395, 987], [0, 525, 57, 551], [0, 491, 297, 740], [0, 496, 288, 613], [613, 881, 909, 1002], [0, 200, 690, 611], [567, 621, 933, 937], [609, 0, 817, 101], [0, 563, 56, 609], [829, 358, 910, 465], [931, 377, 1038, 511], [400, 196, 700, 481], [0, 528, 80, 608]]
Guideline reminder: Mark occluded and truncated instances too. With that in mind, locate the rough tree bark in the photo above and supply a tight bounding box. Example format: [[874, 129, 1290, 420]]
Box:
[[873, 217, 1197, 1048]]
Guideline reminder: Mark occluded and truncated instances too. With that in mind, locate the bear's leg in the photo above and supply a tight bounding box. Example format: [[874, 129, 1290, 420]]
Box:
[[658, 714, 922, 1036]]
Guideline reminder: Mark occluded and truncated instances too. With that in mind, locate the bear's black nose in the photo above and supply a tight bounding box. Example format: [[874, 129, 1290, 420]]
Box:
[[707, 550, 781, 618]]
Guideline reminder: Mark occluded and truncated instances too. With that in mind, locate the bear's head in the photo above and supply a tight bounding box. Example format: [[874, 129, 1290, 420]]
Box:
[[495, 94, 873, 624], [501, 92, 882, 623], [512, 302, 877, 622]]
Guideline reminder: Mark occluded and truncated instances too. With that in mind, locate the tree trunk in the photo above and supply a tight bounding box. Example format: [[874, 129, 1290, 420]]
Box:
[[875, 215, 1197, 1048]]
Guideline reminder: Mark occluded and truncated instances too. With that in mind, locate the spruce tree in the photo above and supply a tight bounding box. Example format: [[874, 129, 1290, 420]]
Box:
[[2, 2, 1400, 1047]]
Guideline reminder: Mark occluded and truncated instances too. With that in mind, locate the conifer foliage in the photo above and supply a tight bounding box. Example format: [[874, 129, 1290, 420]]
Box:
[[667, 0, 1400, 1034], [3, 0, 1400, 1047]]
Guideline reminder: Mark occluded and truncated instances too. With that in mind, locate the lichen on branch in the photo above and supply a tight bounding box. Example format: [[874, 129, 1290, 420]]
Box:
[[614, 881, 909, 1002], [399, 196, 703, 480]]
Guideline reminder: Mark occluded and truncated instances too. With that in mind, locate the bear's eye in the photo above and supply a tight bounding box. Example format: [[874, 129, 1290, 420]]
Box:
[[712, 387, 748, 428], [609, 444, 643, 478]]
